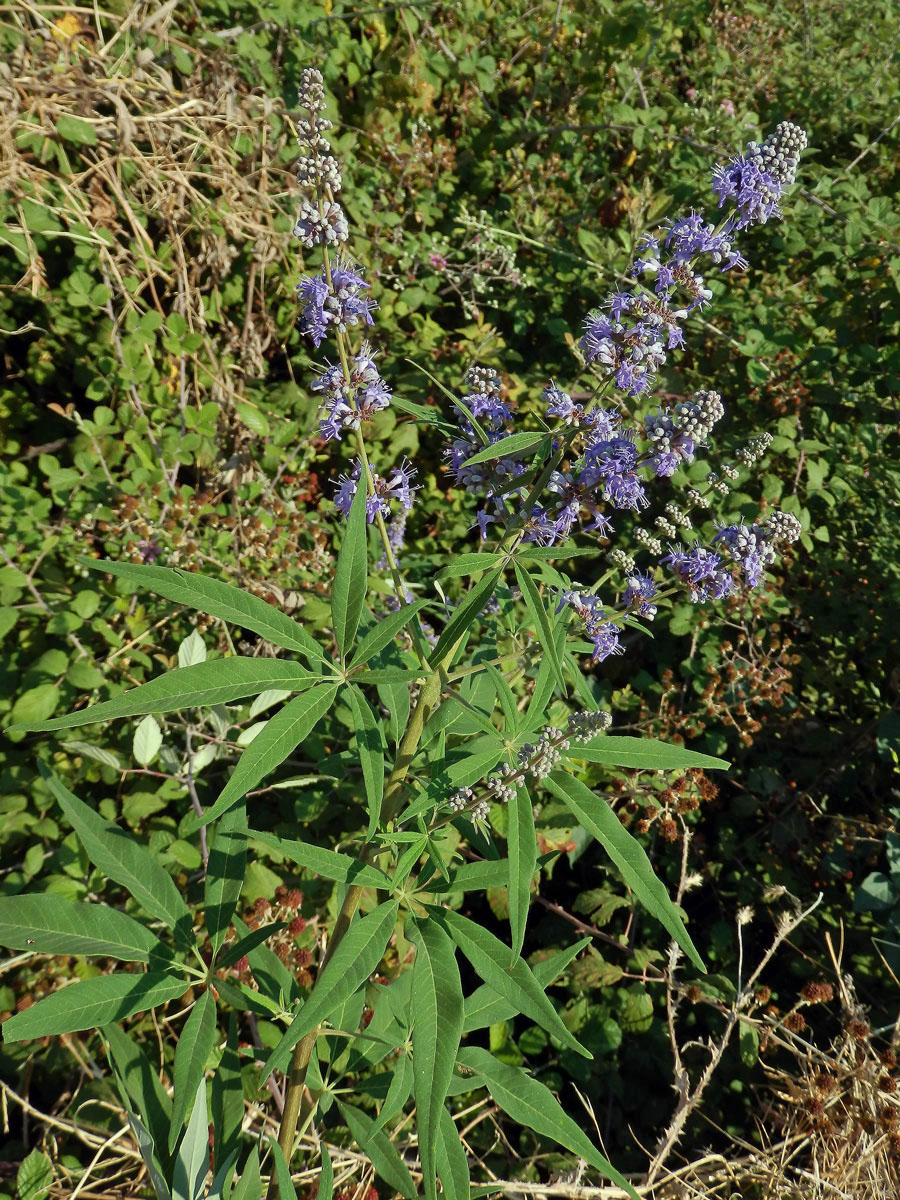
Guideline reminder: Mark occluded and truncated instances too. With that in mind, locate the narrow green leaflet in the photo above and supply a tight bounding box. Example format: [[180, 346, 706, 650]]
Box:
[[81, 559, 327, 664], [102, 1023, 173, 1173], [10, 658, 321, 732], [3, 972, 188, 1042], [435, 1105, 470, 1200], [351, 599, 429, 667], [507, 785, 537, 961], [436, 553, 505, 581], [317, 1146, 334, 1200], [516, 546, 599, 561], [230, 1147, 261, 1200], [351, 668, 427, 684], [40, 763, 193, 944], [331, 480, 368, 658], [263, 900, 399, 1080], [248, 829, 391, 889], [205, 800, 248, 959], [460, 432, 546, 467], [169, 989, 217, 1151], [424, 859, 510, 895], [485, 662, 519, 735], [435, 908, 590, 1058], [371, 1054, 414, 1135], [129, 1112, 172, 1200], [337, 1102, 416, 1199], [346, 684, 386, 839], [522, 618, 567, 733], [546, 771, 705, 971], [172, 1079, 209, 1200], [564, 735, 730, 771], [0, 894, 169, 964], [462, 939, 590, 1033], [427, 566, 504, 668], [513, 563, 566, 694], [185, 684, 338, 832], [457, 1047, 638, 1200], [210, 1015, 243, 1175], [407, 917, 465, 1200], [405, 358, 489, 444]]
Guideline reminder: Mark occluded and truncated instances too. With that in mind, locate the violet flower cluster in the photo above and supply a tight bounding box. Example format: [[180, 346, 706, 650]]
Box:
[[291, 68, 419, 535]]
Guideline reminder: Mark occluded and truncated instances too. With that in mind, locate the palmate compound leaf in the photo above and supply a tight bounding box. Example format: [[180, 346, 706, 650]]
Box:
[[407, 916, 465, 1200], [80, 558, 328, 665], [184, 684, 339, 832], [0, 893, 171, 963], [262, 900, 399, 1081], [2, 971, 189, 1042], [8, 658, 324, 733], [433, 908, 590, 1059], [546, 770, 705, 971], [38, 763, 193, 945], [457, 1047, 639, 1200]]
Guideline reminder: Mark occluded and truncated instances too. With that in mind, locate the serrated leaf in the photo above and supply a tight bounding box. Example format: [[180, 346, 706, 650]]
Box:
[[2, 971, 188, 1041], [263, 900, 398, 1081], [178, 630, 207, 667], [546, 771, 704, 970], [0, 893, 169, 963], [564, 735, 729, 771], [249, 829, 391, 889], [39, 763, 193, 944], [169, 990, 217, 1151], [60, 740, 124, 769], [514, 563, 565, 694], [80, 559, 327, 663], [337, 1102, 416, 1199], [350, 600, 429, 668], [134, 714, 163, 765], [206, 800, 247, 959], [507, 785, 536, 960], [16, 1149, 53, 1200], [457, 1047, 637, 1199], [435, 908, 589, 1058], [408, 917, 464, 1200], [332, 481, 368, 658], [347, 684, 386, 838], [185, 684, 338, 831], [11, 659, 321, 732]]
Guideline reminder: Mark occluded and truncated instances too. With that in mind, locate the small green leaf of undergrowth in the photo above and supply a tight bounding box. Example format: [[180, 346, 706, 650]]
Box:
[[205, 800, 247, 959], [10, 659, 321, 732], [435, 1105, 470, 1200], [546, 771, 705, 971], [508, 784, 537, 960], [331, 480, 368, 658], [427, 566, 504, 667], [2, 971, 188, 1042], [263, 900, 399, 1080], [80, 559, 327, 664], [337, 1102, 416, 1199], [564, 735, 729, 771], [39, 763, 193, 944], [457, 1047, 639, 1200], [351, 599, 429, 667], [462, 938, 590, 1033], [434, 908, 590, 1058], [185, 684, 338, 831], [346, 684, 386, 839], [407, 916, 465, 1200], [0, 893, 169, 963], [460, 432, 547, 467], [16, 1149, 53, 1200], [513, 562, 566, 694], [169, 988, 217, 1151], [248, 829, 391, 889]]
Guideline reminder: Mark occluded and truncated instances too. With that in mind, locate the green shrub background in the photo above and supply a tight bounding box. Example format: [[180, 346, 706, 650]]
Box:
[[1, 0, 899, 1189]]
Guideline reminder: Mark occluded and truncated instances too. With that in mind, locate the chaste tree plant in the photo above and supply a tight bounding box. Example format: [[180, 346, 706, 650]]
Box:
[[3, 68, 809, 1200]]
